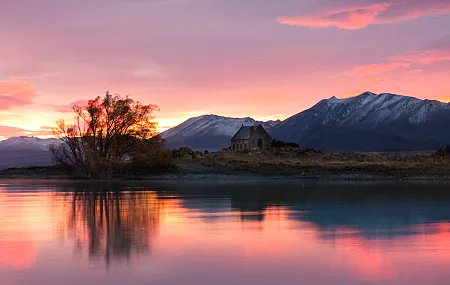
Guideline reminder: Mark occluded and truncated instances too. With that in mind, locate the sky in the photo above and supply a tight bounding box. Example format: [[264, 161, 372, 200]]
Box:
[[1, 0, 450, 138]]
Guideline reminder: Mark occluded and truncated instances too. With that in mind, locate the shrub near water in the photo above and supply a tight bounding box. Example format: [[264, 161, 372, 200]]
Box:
[[128, 136, 173, 174]]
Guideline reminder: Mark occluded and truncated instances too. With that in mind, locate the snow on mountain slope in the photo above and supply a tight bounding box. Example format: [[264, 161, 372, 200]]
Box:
[[161, 115, 280, 150], [0, 136, 62, 151], [322, 92, 449, 127], [270, 92, 450, 152], [161, 115, 280, 139], [275, 92, 450, 130], [0, 137, 63, 169]]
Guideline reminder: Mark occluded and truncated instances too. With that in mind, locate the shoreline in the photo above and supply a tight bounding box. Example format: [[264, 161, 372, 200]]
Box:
[[1, 168, 450, 182], [2, 151, 450, 181]]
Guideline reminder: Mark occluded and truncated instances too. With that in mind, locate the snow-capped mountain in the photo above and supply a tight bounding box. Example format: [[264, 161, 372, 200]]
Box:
[[270, 92, 450, 152], [0, 137, 62, 169], [161, 115, 280, 150], [279, 92, 449, 128], [0, 136, 61, 151]]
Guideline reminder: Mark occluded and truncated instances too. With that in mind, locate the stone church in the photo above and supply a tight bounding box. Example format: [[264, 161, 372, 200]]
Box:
[[231, 124, 272, 150]]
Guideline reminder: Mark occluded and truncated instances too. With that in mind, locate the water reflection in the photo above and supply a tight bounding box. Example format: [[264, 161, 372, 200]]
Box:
[[57, 191, 163, 265], [2, 181, 450, 285]]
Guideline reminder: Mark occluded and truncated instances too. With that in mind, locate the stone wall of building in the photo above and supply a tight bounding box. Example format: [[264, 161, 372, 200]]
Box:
[[231, 126, 272, 150], [232, 139, 248, 150], [248, 126, 272, 149]]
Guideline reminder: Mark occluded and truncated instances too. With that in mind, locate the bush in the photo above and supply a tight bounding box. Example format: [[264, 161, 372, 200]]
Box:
[[298, 148, 323, 156], [272, 139, 286, 148], [221, 146, 231, 152], [286, 142, 300, 149], [172, 147, 195, 158], [272, 139, 300, 149], [127, 136, 173, 174], [436, 145, 450, 157]]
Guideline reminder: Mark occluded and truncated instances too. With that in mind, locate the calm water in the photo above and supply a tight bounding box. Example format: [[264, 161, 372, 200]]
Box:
[[2, 180, 450, 285]]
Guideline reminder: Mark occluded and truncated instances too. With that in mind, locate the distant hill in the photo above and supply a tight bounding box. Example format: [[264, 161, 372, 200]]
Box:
[[160, 115, 280, 151], [0, 137, 61, 169]]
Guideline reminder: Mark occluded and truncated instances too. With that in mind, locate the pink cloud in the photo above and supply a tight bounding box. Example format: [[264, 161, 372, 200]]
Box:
[[0, 125, 51, 138], [0, 80, 37, 110], [50, 99, 90, 113], [347, 46, 450, 76], [278, 0, 450, 29], [363, 77, 384, 84], [278, 3, 389, 30], [406, 69, 423, 74]]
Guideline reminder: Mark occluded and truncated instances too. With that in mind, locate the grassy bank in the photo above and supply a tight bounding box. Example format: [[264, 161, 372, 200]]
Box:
[[183, 149, 450, 179], [0, 165, 68, 179], [3, 149, 450, 180]]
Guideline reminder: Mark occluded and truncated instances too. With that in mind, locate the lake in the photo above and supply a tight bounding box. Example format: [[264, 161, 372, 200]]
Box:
[[1, 179, 450, 285]]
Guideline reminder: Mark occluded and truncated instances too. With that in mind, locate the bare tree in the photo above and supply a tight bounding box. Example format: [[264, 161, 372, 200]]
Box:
[[52, 91, 160, 178]]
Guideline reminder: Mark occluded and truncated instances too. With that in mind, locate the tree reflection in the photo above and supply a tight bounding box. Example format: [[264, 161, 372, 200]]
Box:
[[56, 188, 164, 265]]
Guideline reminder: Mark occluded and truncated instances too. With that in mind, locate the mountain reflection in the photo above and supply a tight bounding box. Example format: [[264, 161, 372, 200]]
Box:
[[291, 202, 450, 241], [172, 181, 450, 239], [54, 189, 165, 265]]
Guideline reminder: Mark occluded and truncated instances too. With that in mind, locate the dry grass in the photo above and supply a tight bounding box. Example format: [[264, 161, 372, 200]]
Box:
[[190, 149, 450, 177]]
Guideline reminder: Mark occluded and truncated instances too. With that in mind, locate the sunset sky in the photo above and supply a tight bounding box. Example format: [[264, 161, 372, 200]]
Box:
[[1, 0, 450, 138]]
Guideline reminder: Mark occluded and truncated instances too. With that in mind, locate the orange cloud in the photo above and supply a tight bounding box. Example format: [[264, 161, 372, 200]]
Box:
[[347, 47, 450, 76], [363, 77, 385, 84], [0, 80, 37, 110], [278, 3, 389, 30], [278, 0, 450, 30], [49, 99, 89, 113], [0, 125, 52, 138]]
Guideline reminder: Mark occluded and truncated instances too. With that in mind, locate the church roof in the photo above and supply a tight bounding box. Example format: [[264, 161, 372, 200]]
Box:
[[231, 125, 258, 141]]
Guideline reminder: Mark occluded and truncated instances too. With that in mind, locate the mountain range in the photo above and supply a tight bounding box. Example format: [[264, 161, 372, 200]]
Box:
[[269, 92, 450, 152], [1, 92, 450, 168], [0, 137, 61, 169], [162, 92, 450, 152]]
